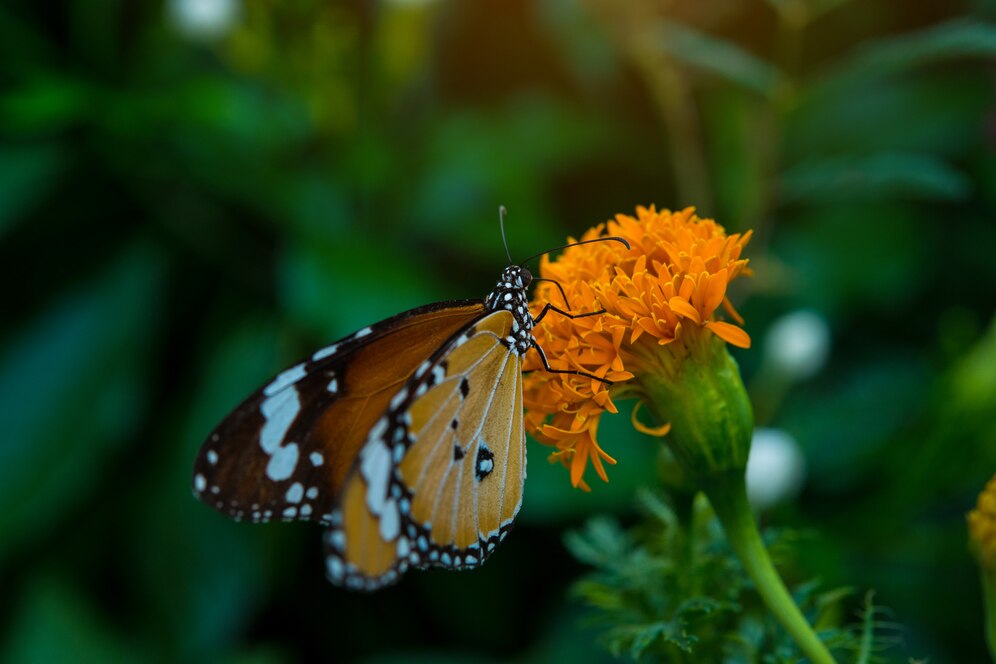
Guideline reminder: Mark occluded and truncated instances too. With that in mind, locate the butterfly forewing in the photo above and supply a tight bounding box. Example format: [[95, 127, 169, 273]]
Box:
[[324, 310, 527, 589], [192, 301, 484, 526]]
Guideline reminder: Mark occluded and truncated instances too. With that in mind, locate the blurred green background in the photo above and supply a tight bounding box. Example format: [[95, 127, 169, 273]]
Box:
[[2, 0, 996, 662]]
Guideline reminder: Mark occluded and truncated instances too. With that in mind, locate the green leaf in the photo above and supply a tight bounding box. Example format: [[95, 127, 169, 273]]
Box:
[[610, 620, 698, 658], [635, 488, 678, 527], [0, 143, 67, 237], [564, 517, 629, 568], [0, 76, 90, 133], [813, 19, 996, 93], [778, 152, 970, 203], [128, 318, 285, 660], [0, 243, 165, 563], [788, 74, 989, 160], [702, 87, 767, 223], [1, 575, 147, 663], [656, 23, 784, 96], [279, 235, 443, 339]]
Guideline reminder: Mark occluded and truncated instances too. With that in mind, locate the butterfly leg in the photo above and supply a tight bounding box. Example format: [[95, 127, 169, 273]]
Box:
[[532, 303, 606, 325], [529, 339, 612, 385]]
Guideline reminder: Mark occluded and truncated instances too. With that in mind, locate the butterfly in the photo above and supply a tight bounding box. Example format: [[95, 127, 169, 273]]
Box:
[[192, 208, 628, 591]]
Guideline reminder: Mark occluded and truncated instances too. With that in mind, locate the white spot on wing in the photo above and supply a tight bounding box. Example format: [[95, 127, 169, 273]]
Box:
[[306, 486, 319, 500], [260, 388, 300, 454], [390, 389, 408, 410], [263, 363, 306, 397], [206, 450, 218, 465], [194, 474, 206, 492], [360, 440, 391, 515], [327, 556, 344, 580], [379, 499, 400, 540], [327, 377, 338, 393], [355, 326, 372, 339], [310, 451, 324, 466], [266, 442, 299, 481], [285, 482, 304, 503], [312, 343, 339, 361]]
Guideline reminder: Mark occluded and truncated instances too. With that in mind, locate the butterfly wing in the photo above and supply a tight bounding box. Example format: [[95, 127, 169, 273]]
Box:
[[325, 310, 526, 590], [192, 300, 485, 525]]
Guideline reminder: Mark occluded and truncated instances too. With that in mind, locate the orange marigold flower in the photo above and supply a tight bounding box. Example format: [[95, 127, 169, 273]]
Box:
[[523, 205, 752, 489], [970, 473, 996, 571]]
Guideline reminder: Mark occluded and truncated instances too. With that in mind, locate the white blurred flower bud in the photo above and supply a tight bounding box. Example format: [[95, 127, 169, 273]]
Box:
[[167, 0, 240, 40], [746, 428, 806, 510], [764, 310, 831, 381]]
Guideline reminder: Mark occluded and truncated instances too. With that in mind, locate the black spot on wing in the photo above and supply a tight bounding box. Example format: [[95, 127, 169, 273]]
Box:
[[475, 444, 494, 481], [459, 378, 470, 398], [453, 445, 465, 461]]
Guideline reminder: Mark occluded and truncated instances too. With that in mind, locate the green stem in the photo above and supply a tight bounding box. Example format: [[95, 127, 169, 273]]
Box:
[[702, 472, 836, 664], [983, 567, 996, 662]]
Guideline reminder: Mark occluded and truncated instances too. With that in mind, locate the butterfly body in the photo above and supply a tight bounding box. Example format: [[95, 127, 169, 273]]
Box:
[[194, 265, 536, 591]]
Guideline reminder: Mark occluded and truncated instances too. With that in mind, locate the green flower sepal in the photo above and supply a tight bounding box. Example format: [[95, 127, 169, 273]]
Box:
[[633, 329, 753, 479]]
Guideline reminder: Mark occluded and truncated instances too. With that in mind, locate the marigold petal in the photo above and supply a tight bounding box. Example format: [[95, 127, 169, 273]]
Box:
[[706, 320, 751, 348], [668, 297, 702, 324], [630, 401, 672, 437], [722, 296, 745, 326], [701, 268, 728, 316], [570, 447, 586, 487]]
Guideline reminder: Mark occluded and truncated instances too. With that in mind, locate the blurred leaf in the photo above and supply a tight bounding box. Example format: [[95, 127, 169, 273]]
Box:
[[538, 0, 619, 90], [0, 143, 66, 236], [129, 317, 286, 660], [655, 23, 784, 96], [813, 19, 996, 93], [415, 97, 616, 256], [279, 236, 444, 340], [779, 152, 970, 204], [789, 72, 990, 161], [948, 314, 996, 416], [0, 243, 164, 562], [0, 76, 90, 134], [361, 653, 497, 664], [0, 6, 55, 70], [702, 88, 768, 223], [764, 0, 858, 21], [784, 356, 929, 492], [564, 517, 629, 567], [774, 203, 930, 315], [0, 574, 147, 663]]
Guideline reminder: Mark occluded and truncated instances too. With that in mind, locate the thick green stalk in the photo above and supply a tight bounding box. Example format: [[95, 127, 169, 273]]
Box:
[[703, 472, 836, 664]]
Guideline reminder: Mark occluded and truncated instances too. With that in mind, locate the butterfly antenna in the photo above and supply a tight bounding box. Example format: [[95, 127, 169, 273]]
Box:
[[498, 206, 514, 265], [518, 235, 630, 268]]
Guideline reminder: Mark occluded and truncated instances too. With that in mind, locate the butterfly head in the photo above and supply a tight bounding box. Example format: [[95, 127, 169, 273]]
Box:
[[484, 265, 534, 355]]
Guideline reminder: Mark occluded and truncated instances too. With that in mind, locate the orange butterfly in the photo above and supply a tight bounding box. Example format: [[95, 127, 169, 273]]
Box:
[[192, 209, 627, 591]]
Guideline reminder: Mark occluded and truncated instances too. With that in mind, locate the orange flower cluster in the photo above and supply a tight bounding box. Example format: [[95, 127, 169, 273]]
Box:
[[523, 206, 752, 490], [970, 473, 996, 570]]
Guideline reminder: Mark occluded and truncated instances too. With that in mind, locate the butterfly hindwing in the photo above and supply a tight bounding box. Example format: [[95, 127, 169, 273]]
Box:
[[324, 310, 527, 589], [192, 301, 485, 527]]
